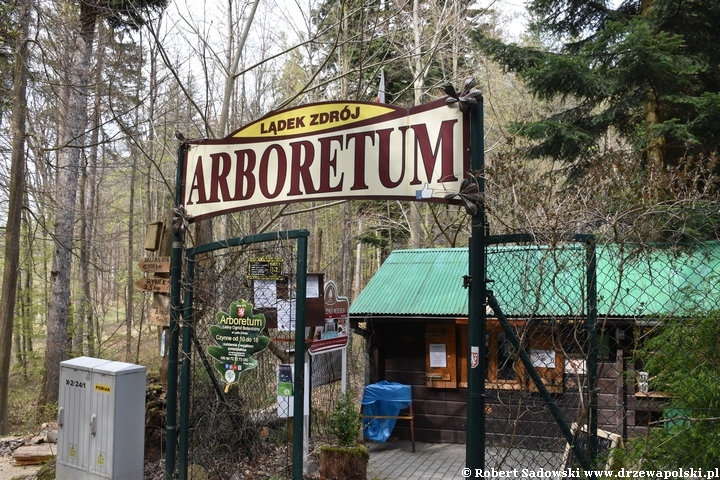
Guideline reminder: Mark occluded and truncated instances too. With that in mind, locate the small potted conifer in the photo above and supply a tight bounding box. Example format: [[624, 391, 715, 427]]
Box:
[[318, 393, 369, 480]]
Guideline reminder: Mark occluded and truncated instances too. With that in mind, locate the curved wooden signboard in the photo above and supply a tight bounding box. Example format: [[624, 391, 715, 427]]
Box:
[[181, 98, 470, 222]]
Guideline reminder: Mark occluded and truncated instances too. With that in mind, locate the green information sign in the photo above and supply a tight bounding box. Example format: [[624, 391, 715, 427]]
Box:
[[207, 300, 270, 385]]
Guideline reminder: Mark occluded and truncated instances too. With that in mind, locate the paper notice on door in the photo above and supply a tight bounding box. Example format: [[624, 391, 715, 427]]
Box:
[[429, 343, 447, 368], [530, 349, 556, 368]]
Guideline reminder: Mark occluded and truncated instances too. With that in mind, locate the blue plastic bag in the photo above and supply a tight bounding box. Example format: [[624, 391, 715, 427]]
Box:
[[361, 381, 412, 442]]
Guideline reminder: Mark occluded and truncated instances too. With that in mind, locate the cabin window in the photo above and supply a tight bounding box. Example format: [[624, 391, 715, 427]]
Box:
[[526, 326, 564, 393], [451, 320, 565, 392], [484, 321, 525, 390]]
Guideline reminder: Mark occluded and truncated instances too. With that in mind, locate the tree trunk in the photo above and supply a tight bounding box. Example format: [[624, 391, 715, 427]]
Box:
[[22, 206, 34, 362], [640, 0, 664, 168], [353, 220, 363, 302], [218, 0, 261, 137], [13, 271, 24, 368], [85, 112, 100, 358], [0, 0, 31, 435], [74, 153, 88, 357], [340, 202, 352, 295], [409, 0, 424, 248], [39, 3, 97, 408], [126, 149, 137, 362], [313, 227, 323, 272]]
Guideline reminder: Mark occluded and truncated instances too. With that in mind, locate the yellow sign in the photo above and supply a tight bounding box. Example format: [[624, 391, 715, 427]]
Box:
[[69, 444, 76, 458], [95, 384, 111, 393], [247, 257, 283, 280], [233, 103, 396, 139], [97, 452, 105, 466]]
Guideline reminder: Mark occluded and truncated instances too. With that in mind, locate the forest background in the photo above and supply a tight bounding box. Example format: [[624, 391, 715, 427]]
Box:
[[0, 0, 719, 468]]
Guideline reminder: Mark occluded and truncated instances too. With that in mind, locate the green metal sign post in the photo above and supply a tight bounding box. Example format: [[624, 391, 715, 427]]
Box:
[[166, 143, 186, 480], [466, 98, 486, 472], [292, 235, 308, 480]]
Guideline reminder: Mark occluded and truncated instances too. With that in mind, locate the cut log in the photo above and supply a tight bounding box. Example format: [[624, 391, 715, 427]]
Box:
[[12, 443, 56, 465]]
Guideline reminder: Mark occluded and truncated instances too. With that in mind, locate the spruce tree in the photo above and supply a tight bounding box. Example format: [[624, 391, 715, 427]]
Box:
[[474, 0, 720, 170]]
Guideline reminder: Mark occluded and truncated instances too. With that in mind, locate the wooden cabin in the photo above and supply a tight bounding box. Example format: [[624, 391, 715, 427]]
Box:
[[349, 243, 720, 450]]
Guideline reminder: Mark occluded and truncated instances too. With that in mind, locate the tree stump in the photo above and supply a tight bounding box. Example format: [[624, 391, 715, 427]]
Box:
[[319, 445, 369, 480]]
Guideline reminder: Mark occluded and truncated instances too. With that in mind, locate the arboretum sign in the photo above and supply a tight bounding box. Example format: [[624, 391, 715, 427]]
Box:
[[182, 98, 470, 220], [207, 300, 270, 386], [167, 86, 486, 479]]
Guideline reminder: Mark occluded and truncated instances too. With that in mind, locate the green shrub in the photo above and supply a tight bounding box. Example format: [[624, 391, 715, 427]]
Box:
[[328, 393, 361, 447], [619, 311, 720, 468]]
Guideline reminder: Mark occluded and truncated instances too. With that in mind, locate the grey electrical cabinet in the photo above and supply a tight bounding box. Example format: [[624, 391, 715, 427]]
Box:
[[57, 356, 146, 480]]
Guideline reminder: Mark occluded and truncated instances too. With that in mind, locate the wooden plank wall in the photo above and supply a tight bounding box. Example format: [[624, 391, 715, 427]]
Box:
[[368, 320, 641, 450]]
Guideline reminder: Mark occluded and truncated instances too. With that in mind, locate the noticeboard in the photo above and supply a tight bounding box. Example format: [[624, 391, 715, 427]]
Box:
[[247, 257, 283, 280]]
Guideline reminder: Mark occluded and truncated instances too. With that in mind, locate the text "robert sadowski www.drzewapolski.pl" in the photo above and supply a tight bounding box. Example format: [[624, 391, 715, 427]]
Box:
[[462, 467, 717, 478]]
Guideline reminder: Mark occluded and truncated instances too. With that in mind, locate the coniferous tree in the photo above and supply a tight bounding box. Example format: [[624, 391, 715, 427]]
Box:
[[474, 0, 720, 171]]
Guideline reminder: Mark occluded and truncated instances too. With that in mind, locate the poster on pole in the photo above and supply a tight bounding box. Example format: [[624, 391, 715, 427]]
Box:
[[309, 281, 349, 355]]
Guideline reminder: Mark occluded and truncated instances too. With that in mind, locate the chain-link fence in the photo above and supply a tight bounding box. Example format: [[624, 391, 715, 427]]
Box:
[[173, 231, 720, 478], [481, 235, 720, 472], [178, 234, 367, 479]]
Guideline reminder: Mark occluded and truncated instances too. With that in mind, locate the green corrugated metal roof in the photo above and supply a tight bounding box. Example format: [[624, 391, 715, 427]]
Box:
[[596, 243, 720, 316], [348, 243, 720, 318], [349, 248, 468, 316]]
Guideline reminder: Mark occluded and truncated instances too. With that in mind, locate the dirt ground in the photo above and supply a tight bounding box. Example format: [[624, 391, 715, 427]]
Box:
[[0, 452, 42, 480], [0, 435, 51, 480]]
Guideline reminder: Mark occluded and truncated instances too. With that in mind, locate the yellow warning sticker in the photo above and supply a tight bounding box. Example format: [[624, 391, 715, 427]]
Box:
[[69, 444, 76, 458], [97, 452, 105, 466], [94, 384, 111, 393]]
